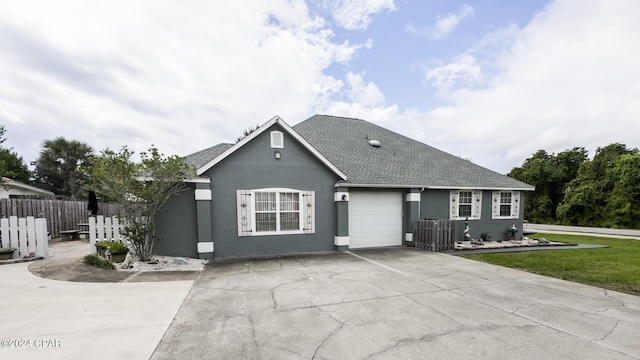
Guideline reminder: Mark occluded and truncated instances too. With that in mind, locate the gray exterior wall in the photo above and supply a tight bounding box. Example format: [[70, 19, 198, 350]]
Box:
[[203, 124, 340, 259], [421, 189, 526, 242], [154, 183, 199, 257]]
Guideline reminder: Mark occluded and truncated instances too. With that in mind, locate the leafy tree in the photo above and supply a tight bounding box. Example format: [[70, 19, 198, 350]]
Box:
[[508, 147, 587, 223], [32, 137, 94, 198], [605, 154, 640, 228], [0, 148, 31, 183], [236, 124, 260, 143], [0, 125, 31, 185], [89, 146, 194, 261], [558, 143, 638, 227]]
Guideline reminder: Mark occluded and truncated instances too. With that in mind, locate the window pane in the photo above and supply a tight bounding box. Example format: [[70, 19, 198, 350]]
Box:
[[255, 192, 276, 211], [256, 213, 276, 232], [459, 204, 472, 217], [458, 191, 472, 217], [280, 212, 300, 231], [459, 191, 472, 204], [500, 192, 512, 204], [280, 192, 299, 211], [500, 204, 511, 217]]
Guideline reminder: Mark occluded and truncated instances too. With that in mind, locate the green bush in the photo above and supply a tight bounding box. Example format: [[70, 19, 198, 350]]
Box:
[[83, 254, 116, 270], [95, 240, 129, 254]]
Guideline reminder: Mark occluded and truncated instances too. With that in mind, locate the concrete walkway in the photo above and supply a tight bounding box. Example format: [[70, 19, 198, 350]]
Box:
[[0, 241, 194, 360], [152, 248, 640, 359]]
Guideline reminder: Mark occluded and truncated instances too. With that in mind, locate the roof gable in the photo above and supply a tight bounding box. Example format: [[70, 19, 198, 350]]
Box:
[[193, 116, 347, 180]]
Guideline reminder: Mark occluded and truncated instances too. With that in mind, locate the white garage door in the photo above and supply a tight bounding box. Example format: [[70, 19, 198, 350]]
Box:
[[349, 191, 403, 249]]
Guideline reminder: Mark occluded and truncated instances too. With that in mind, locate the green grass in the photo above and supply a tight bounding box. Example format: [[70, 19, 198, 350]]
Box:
[[462, 233, 640, 296]]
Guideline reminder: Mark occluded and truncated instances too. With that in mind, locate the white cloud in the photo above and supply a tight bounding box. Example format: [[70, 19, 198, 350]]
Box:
[[321, 72, 398, 120], [0, 0, 367, 164], [424, 54, 481, 96], [411, 0, 640, 173], [327, 0, 396, 30], [406, 4, 474, 40]]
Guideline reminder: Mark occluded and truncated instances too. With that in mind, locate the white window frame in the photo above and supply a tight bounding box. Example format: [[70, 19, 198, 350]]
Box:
[[492, 191, 520, 219], [237, 188, 315, 237], [270, 131, 284, 148], [450, 190, 482, 220]]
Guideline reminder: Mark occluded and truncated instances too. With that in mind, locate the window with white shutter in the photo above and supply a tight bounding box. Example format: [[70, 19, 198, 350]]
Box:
[[492, 191, 520, 219], [450, 190, 482, 220], [237, 188, 315, 236]]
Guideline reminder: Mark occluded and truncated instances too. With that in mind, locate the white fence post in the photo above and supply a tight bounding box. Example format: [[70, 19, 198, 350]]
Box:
[[0, 218, 8, 251], [9, 216, 19, 259], [97, 215, 104, 244], [105, 217, 113, 241], [18, 218, 28, 258], [89, 216, 97, 254], [26, 217, 36, 256], [35, 218, 48, 258], [113, 216, 121, 243]]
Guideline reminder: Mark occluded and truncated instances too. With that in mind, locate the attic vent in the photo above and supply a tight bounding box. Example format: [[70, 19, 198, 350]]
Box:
[[271, 131, 284, 148], [369, 139, 381, 147]]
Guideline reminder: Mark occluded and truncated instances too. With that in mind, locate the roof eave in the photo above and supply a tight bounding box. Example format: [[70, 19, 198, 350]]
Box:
[[336, 182, 535, 191], [1, 177, 55, 195]]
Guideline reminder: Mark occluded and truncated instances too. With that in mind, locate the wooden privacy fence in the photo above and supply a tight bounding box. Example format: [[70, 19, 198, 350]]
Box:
[[411, 219, 456, 252], [0, 216, 49, 259], [88, 215, 126, 255], [0, 198, 122, 238]]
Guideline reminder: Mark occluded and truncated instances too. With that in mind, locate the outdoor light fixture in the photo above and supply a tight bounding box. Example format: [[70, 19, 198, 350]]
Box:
[[274, 150, 281, 159]]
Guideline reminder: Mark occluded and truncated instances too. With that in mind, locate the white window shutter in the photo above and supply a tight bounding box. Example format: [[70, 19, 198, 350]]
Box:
[[302, 191, 315, 234], [472, 190, 482, 220], [237, 190, 253, 236], [512, 191, 520, 218], [450, 190, 458, 219], [492, 191, 500, 218]]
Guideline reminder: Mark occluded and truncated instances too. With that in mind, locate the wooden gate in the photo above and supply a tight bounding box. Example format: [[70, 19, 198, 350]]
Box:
[[411, 219, 455, 252]]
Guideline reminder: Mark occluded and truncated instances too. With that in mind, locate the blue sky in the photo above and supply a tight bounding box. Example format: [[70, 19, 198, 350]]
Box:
[[1, 0, 638, 175]]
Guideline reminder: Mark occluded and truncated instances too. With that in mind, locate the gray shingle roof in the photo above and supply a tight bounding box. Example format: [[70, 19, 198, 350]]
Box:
[[293, 115, 533, 189], [185, 143, 233, 169]]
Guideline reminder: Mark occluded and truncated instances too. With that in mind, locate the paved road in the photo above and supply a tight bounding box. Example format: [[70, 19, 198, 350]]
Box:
[[152, 248, 640, 359], [525, 223, 640, 239]]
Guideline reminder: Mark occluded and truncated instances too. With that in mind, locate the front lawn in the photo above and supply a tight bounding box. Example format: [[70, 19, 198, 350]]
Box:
[[462, 233, 640, 296]]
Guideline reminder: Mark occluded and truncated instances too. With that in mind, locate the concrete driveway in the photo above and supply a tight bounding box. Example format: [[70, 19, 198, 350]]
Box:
[[152, 248, 640, 360], [0, 242, 194, 360]]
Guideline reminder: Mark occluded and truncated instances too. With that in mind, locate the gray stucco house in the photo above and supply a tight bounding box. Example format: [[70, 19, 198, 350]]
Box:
[[155, 115, 534, 259]]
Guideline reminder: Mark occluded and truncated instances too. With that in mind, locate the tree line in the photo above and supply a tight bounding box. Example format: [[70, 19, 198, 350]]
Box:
[[508, 143, 640, 229]]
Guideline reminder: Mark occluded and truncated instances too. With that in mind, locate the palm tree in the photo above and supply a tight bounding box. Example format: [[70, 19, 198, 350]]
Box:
[[32, 137, 94, 198]]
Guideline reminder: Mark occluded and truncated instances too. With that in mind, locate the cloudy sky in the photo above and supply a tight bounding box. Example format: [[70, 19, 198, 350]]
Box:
[[1, 0, 638, 174]]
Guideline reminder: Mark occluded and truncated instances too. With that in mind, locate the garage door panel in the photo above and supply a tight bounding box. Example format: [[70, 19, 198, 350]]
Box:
[[349, 192, 402, 249]]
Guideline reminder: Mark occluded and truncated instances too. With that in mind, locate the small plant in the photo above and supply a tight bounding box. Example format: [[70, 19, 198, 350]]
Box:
[[83, 254, 116, 270], [95, 240, 129, 254], [480, 232, 489, 241], [0, 247, 16, 254]]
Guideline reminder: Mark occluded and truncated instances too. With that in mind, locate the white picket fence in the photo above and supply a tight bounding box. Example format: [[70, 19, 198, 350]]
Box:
[[0, 216, 49, 259], [88, 215, 127, 254]]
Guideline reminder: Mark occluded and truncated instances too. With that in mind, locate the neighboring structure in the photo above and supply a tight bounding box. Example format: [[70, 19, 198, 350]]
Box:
[[0, 177, 55, 199], [155, 115, 534, 259]]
